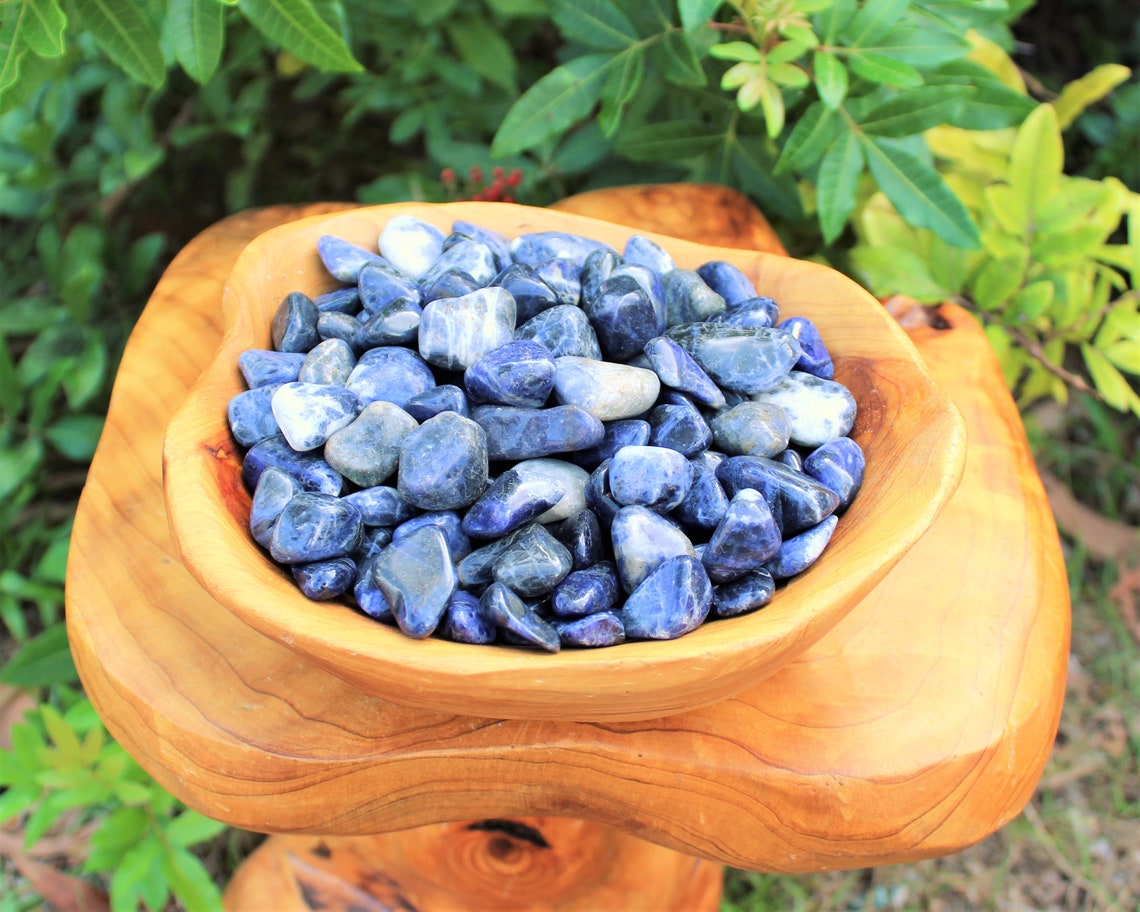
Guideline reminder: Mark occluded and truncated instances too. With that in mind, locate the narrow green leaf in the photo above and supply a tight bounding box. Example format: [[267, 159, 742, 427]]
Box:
[[165, 810, 229, 848], [817, 126, 863, 243], [818, 0, 856, 43], [39, 704, 82, 758], [1032, 224, 1109, 266], [846, 51, 922, 87], [730, 137, 804, 220], [0, 624, 78, 687], [446, 15, 518, 92], [0, 12, 27, 95], [709, 41, 761, 63], [69, 0, 166, 86], [163, 847, 225, 912], [847, 0, 911, 47], [552, 0, 637, 50], [1011, 280, 1054, 322], [925, 60, 1034, 130], [859, 86, 973, 138], [1082, 343, 1136, 411], [860, 136, 980, 248], [1009, 104, 1062, 230], [780, 24, 818, 47], [238, 0, 362, 72], [111, 841, 166, 912], [491, 54, 612, 156], [1130, 200, 1140, 286], [1053, 63, 1131, 130], [659, 27, 706, 86], [168, 0, 225, 84], [813, 50, 847, 108], [598, 46, 645, 136], [767, 39, 812, 65], [872, 26, 970, 67], [775, 101, 839, 173], [983, 184, 1027, 237], [971, 255, 1026, 311], [18, 0, 68, 57], [0, 437, 43, 500], [615, 120, 723, 161], [758, 78, 785, 137], [678, 0, 722, 31]]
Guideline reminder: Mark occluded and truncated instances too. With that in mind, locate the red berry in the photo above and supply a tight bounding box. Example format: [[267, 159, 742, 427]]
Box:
[[440, 168, 457, 185], [492, 166, 505, 179], [506, 168, 522, 188], [469, 165, 484, 184]]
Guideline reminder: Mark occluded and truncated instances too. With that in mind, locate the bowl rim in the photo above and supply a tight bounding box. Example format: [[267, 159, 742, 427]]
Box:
[[163, 201, 967, 722]]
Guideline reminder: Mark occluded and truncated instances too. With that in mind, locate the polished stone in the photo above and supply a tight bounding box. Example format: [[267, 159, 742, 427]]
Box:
[[420, 239, 498, 292], [554, 508, 606, 569], [716, 454, 840, 536], [765, 514, 838, 579], [710, 401, 791, 458], [457, 528, 523, 588], [623, 234, 675, 275], [647, 400, 713, 457], [419, 286, 517, 371], [345, 346, 436, 409], [479, 582, 560, 652], [324, 400, 417, 487], [318, 311, 362, 346], [271, 382, 362, 452], [515, 304, 603, 360], [228, 385, 281, 447], [585, 460, 622, 530], [510, 231, 615, 269], [511, 458, 589, 523], [299, 338, 355, 386], [379, 215, 446, 279], [392, 510, 471, 563], [404, 384, 469, 422], [352, 297, 423, 348], [579, 247, 621, 305], [450, 220, 511, 271], [666, 322, 800, 394], [702, 489, 782, 583], [249, 466, 300, 548], [551, 561, 619, 618], [239, 349, 305, 388], [775, 448, 804, 471], [583, 274, 664, 362], [241, 434, 343, 496], [781, 316, 834, 379], [315, 286, 361, 315], [352, 555, 393, 622], [271, 291, 321, 353], [610, 505, 696, 593], [672, 460, 730, 533], [533, 255, 582, 307], [491, 523, 573, 597], [750, 370, 857, 447], [620, 555, 712, 640], [371, 524, 457, 638], [293, 556, 357, 600], [357, 261, 423, 314], [609, 445, 693, 513], [472, 404, 604, 460], [552, 356, 660, 420], [643, 336, 726, 409], [554, 611, 625, 647], [342, 485, 418, 527], [353, 526, 393, 561], [441, 589, 496, 644], [491, 262, 559, 323], [709, 296, 781, 329], [397, 411, 489, 511], [464, 339, 555, 408], [712, 568, 776, 617], [803, 436, 864, 509], [571, 419, 651, 471], [269, 492, 364, 564], [461, 468, 565, 539], [318, 235, 383, 283], [695, 260, 757, 306], [662, 269, 726, 326]]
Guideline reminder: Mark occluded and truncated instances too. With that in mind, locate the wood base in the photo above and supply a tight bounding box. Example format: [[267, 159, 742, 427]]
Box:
[[224, 819, 723, 911]]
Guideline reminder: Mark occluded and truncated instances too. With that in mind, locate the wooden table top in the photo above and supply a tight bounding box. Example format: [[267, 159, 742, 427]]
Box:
[[65, 186, 1069, 873]]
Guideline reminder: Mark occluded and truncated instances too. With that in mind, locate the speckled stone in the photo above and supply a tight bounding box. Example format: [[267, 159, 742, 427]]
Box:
[[404, 384, 469, 422], [461, 468, 565, 539], [358, 261, 422, 314], [317, 235, 382, 282], [571, 419, 651, 471], [479, 582, 560, 652], [228, 385, 280, 447], [324, 401, 416, 487], [464, 340, 555, 408], [609, 445, 693, 513], [710, 401, 791, 458], [457, 528, 524, 588], [420, 239, 498, 294], [666, 322, 800, 394], [620, 555, 712, 640], [583, 274, 665, 362], [370, 524, 457, 638], [352, 297, 423, 348], [623, 235, 675, 275], [318, 311, 362, 346], [673, 460, 730, 532], [580, 248, 621, 305], [647, 399, 713, 457], [695, 260, 757, 306], [750, 370, 857, 447], [418, 286, 517, 371], [397, 411, 489, 511], [803, 436, 864, 509], [299, 338, 356, 386], [551, 561, 619, 618], [712, 569, 775, 617], [515, 304, 603, 360], [585, 460, 621, 530], [764, 514, 838, 579], [533, 255, 581, 308], [510, 231, 615, 269], [352, 555, 393, 622], [662, 269, 726, 326], [701, 488, 782, 583], [239, 349, 305, 388], [710, 295, 781, 329], [379, 215, 446, 279], [552, 356, 660, 420], [271, 382, 362, 452], [269, 492, 363, 564], [392, 510, 471, 563], [345, 346, 436, 410], [554, 508, 605, 569], [781, 316, 834, 379], [293, 556, 357, 600], [249, 466, 300, 548], [241, 434, 343, 496], [610, 505, 696, 593], [511, 458, 590, 523], [491, 523, 573, 597], [716, 454, 839, 536], [342, 485, 417, 527], [554, 611, 625, 647], [472, 404, 604, 461], [492, 262, 559, 323], [271, 292, 320, 353], [441, 589, 496, 644], [315, 286, 361, 314], [449, 220, 512, 271], [642, 336, 726, 409]]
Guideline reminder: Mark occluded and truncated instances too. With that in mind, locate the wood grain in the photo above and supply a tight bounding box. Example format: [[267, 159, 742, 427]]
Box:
[[66, 187, 1069, 873]]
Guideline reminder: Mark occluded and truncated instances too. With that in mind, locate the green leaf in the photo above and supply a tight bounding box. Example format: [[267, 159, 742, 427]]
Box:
[[775, 101, 839, 172], [813, 50, 847, 108], [238, 0, 362, 72], [165, 810, 229, 848], [0, 624, 78, 687], [678, 0, 722, 31], [983, 183, 1027, 237], [768, 61, 809, 88], [111, 841, 167, 912], [925, 61, 1034, 130], [0, 11, 27, 96], [849, 246, 951, 302], [730, 136, 804, 220], [615, 120, 723, 162], [972, 254, 1026, 311], [873, 26, 971, 67], [15, 0, 68, 57], [1082, 343, 1137, 412], [1009, 104, 1062, 230], [859, 86, 973, 137], [817, 126, 863, 244], [757, 77, 785, 137], [39, 703, 82, 759], [599, 47, 645, 136], [1012, 280, 1054, 322], [0, 38, 55, 114], [163, 847, 225, 912], [846, 51, 923, 87], [44, 414, 104, 461], [491, 54, 612, 156], [552, 0, 637, 50], [1053, 63, 1132, 130], [1104, 340, 1140, 375], [446, 15, 518, 92], [847, 0, 911, 47], [860, 136, 980, 248], [1031, 223, 1109, 267], [68, 0, 166, 87], [709, 41, 760, 63], [659, 27, 706, 86], [168, 0, 225, 84], [818, 0, 856, 43], [0, 437, 43, 500]]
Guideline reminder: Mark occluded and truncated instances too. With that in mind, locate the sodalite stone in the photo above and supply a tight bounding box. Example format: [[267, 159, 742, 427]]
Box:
[[353, 555, 393, 622], [480, 582, 560, 652], [342, 485, 417, 527], [239, 349, 305, 388], [643, 336, 726, 409], [620, 555, 712, 640], [609, 445, 693, 513], [702, 489, 782, 583], [249, 466, 300, 548], [398, 411, 488, 511], [299, 338, 355, 386], [379, 215, 446, 279], [405, 384, 468, 421], [464, 340, 555, 408], [695, 261, 757, 306], [552, 561, 619, 618], [491, 523, 572, 597], [776, 448, 803, 471], [624, 235, 675, 275], [515, 305, 603, 360], [358, 261, 422, 314], [228, 385, 280, 447], [512, 458, 589, 523], [315, 286, 361, 314], [421, 268, 481, 308], [352, 298, 423, 348], [354, 526, 393, 561], [450, 220, 511, 271], [765, 514, 838, 579], [419, 287, 516, 371], [584, 274, 665, 362], [325, 401, 417, 487], [555, 508, 605, 569], [269, 492, 363, 564], [293, 557, 356, 600], [510, 231, 615, 269], [673, 461, 729, 532], [271, 382, 362, 452], [441, 589, 496, 644], [647, 400, 712, 457], [492, 263, 559, 323], [710, 401, 791, 458], [346, 346, 436, 409], [712, 569, 775, 617], [554, 611, 625, 647], [472, 404, 604, 461], [750, 371, 857, 447], [804, 436, 864, 509], [572, 419, 650, 471], [667, 322, 800, 394], [420, 239, 498, 294], [533, 255, 581, 307], [318, 235, 382, 282], [580, 248, 621, 304], [716, 455, 840, 536], [242, 434, 342, 496], [709, 296, 781, 329], [552, 356, 660, 420], [457, 528, 523, 587], [611, 505, 696, 593], [662, 270, 726, 327], [461, 468, 565, 539], [318, 311, 362, 346], [585, 461, 621, 530], [271, 292, 320, 353], [781, 316, 834, 379], [393, 510, 471, 563], [371, 525, 457, 638]]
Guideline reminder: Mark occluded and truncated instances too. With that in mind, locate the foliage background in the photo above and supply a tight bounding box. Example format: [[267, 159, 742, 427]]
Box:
[[1, 0, 1138, 908]]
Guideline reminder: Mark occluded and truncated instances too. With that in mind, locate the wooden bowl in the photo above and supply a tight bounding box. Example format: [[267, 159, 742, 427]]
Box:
[[163, 202, 966, 722]]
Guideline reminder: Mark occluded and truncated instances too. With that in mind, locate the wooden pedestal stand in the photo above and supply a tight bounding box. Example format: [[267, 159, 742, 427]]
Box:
[[65, 185, 1070, 910]]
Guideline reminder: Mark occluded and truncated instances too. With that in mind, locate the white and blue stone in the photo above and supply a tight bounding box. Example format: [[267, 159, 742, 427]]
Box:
[[271, 292, 321, 353], [662, 269, 726, 327], [299, 338, 355, 386], [554, 611, 625, 647], [510, 231, 615, 269], [781, 316, 834, 379], [620, 555, 712, 640], [441, 589, 496, 644], [352, 555, 393, 622], [776, 448, 804, 471], [585, 460, 622, 530], [610, 505, 696, 593], [695, 260, 758, 306], [239, 349, 305, 388], [393, 510, 472, 563], [571, 419, 651, 471], [419, 239, 498, 294], [609, 445, 693, 513], [764, 514, 838, 579], [379, 215, 446, 279], [317, 235, 383, 283], [323, 400, 417, 488], [672, 460, 730, 532], [397, 411, 489, 511], [533, 255, 581, 307], [552, 356, 660, 421], [342, 485, 417, 527], [345, 346, 436, 410], [803, 436, 864, 509], [249, 466, 300, 548], [228, 385, 281, 447], [457, 528, 523, 588], [464, 339, 556, 408], [491, 523, 573, 597], [642, 336, 726, 409], [418, 286, 516, 371], [352, 297, 423, 348], [710, 295, 781, 329], [551, 561, 619, 618], [472, 404, 604, 461], [357, 261, 422, 314], [461, 467, 566, 539], [666, 322, 800, 394], [554, 508, 606, 570], [709, 401, 791, 458], [450, 220, 511, 271], [623, 235, 675, 275], [241, 434, 343, 496], [716, 454, 839, 536], [370, 525, 457, 638], [580, 248, 621, 305], [269, 492, 363, 564], [647, 399, 713, 457], [511, 458, 589, 523], [750, 370, 857, 447], [701, 489, 782, 583], [293, 556, 357, 600], [318, 311, 362, 346], [611, 264, 667, 329], [353, 526, 393, 562], [404, 384, 469, 422], [491, 262, 560, 323], [315, 286, 361, 315], [583, 274, 665, 362], [712, 568, 776, 617], [515, 304, 603, 360], [271, 382, 362, 452], [479, 582, 560, 652]]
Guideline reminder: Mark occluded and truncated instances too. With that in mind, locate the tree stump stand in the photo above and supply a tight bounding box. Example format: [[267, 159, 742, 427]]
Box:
[[65, 185, 1069, 910]]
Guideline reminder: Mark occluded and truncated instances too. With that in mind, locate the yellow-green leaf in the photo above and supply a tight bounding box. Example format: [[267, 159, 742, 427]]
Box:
[[965, 28, 1024, 92], [813, 50, 847, 108], [69, 0, 166, 87], [972, 254, 1026, 311], [238, 0, 362, 73], [169, 0, 225, 84], [1011, 280, 1054, 322], [817, 126, 862, 243], [983, 183, 1028, 237], [1032, 223, 1108, 266], [1082, 343, 1138, 411], [1104, 340, 1140, 375], [757, 77, 785, 137], [1009, 104, 1062, 231], [15, 0, 68, 58], [1053, 63, 1132, 130]]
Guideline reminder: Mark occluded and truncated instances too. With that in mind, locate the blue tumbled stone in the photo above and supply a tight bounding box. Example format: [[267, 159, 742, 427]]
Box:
[[271, 382, 362, 452], [716, 455, 840, 536], [457, 528, 524, 587], [623, 235, 675, 275], [775, 448, 804, 471], [271, 292, 320, 353], [269, 492, 363, 564], [472, 404, 604, 461], [353, 555, 394, 622], [343, 485, 418, 527], [662, 270, 726, 327], [358, 261, 422, 314], [462, 469, 565, 540], [781, 316, 834, 379], [379, 215, 446, 279], [299, 338, 355, 386], [803, 436, 864, 510], [345, 346, 436, 410], [555, 508, 606, 570], [554, 611, 625, 647], [712, 569, 776, 617], [419, 287, 517, 371], [612, 264, 667, 326], [371, 525, 457, 638], [611, 505, 696, 593], [620, 555, 712, 640], [315, 285, 361, 315], [709, 401, 791, 458], [585, 461, 622, 530], [572, 419, 651, 471], [702, 489, 782, 583], [450, 220, 512, 271], [293, 556, 357, 600], [609, 445, 693, 513], [420, 239, 498, 291], [765, 514, 838, 579], [398, 411, 488, 511], [647, 400, 713, 457], [479, 582, 560, 652], [551, 561, 618, 618], [583, 274, 664, 362], [643, 336, 726, 410], [750, 371, 857, 447], [710, 296, 781, 329], [552, 356, 659, 421], [405, 384, 469, 422], [228, 385, 281, 447], [512, 458, 589, 523], [353, 526, 393, 561], [533, 255, 582, 308], [515, 305, 603, 360], [318, 311, 362, 346], [239, 349, 305, 388], [666, 322, 800, 394], [464, 340, 555, 408], [249, 466, 300, 548], [694, 260, 757, 306], [242, 434, 343, 495], [352, 297, 423, 348], [491, 262, 559, 323], [510, 231, 615, 269], [420, 269, 481, 305], [491, 523, 573, 597], [672, 460, 730, 532], [318, 235, 382, 283], [441, 589, 496, 644], [580, 248, 621, 306], [393, 510, 471, 563]]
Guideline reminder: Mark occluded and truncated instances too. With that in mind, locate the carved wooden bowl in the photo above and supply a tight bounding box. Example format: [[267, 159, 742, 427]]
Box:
[[163, 202, 966, 722]]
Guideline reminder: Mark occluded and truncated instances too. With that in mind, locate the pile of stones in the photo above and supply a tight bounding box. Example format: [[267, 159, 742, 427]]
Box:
[[227, 215, 865, 651]]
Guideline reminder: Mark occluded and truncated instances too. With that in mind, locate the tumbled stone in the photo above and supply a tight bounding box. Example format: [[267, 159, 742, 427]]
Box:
[[352, 297, 422, 348], [242, 434, 343, 496], [554, 508, 605, 569], [299, 338, 355, 386], [397, 411, 489, 511], [358, 261, 422, 314], [647, 400, 713, 457], [239, 349, 305, 388], [781, 316, 834, 379], [620, 555, 712, 640], [643, 336, 726, 409], [623, 235, 675, 275], [271, 382, 362, 452], [751, 371, 857, 447], [803, 436, 864, 509], [353, 555, 393, 622], [421, 269, 482, 306], [342, 485, 417, 527], [554, 611, 625, 647], [315, 286, 361, 314], [450, 220, 511, 271], [393, 510, 471, 563], [249, 466, 300, 548], [716, 454, 840, 536], [609, 445, 693, 513], [695, 261, 757, 306], [611, 505, 696, 593], [370, 525, 457, 638], [492, 262, 559, 323], [318, 311, 362, 346], [441, 589, 496, 644], [585, 461, 621, 530], [420, 239, 498, 293], [515, 304, 603, 360], [464, 340, 555, 408], [345, 346, 436, 410], [710, 296, 781, 329], [571, 419, 651, 471], [491, 523, 573, 597], [318, 235, 382, 283], [702, 489, 782, 583], [775, 448, 804, 472], [510, 231, 614, 269], [710, 401, 791, 458], [479, 582, 560, 652], [269, 492, 363, 564], [551, 561, 619, 618], [765, 514, 838, 579], [533, 255, 581, 307], [662, 269, 726, 326], [419, 286, 516, 371], [583, 274, 664, 362], [379, 215, 446, 279], [271, 292, 320, 353], [579, 248, 621, 305], [461, 468, 565, 539], [353, 526, 393, 562], [552, 356, 660, 420], [228, 385, 280, 447], [404, 384, 469, 422], [457, 528, 523, 587], [611, 264, 667, 328], [673, 460, 730, 532], [712, 569, 776, 617], [667, 322, 800, 394], [511, 458, 589, 523], [472, 404, 604, 461], [293, 556, 356, 600]]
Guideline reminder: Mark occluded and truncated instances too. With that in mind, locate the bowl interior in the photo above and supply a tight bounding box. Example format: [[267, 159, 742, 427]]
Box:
[[163, 201, 966, 722]]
